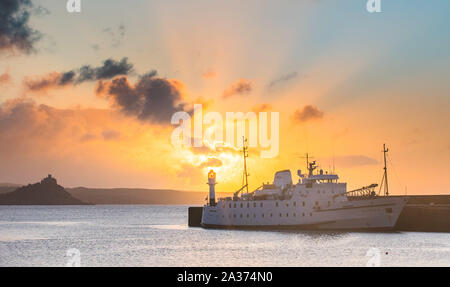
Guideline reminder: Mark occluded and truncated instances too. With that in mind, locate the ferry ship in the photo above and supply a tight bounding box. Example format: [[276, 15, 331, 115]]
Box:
[[201, 142, 406, 230]]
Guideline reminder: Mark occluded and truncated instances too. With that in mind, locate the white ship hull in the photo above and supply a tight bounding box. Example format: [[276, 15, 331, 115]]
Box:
[[201, 194, 406, 231]]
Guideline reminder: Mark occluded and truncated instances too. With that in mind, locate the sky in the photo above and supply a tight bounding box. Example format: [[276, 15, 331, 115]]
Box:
[[0, 0, 449, 195]]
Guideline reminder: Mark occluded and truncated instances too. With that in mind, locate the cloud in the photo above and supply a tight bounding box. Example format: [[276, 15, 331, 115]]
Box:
[[202, 70, 216, 79], [76, 58, 133, 83], [292, 105, 324, 123], [102, 24, 126, 47], [222, 79, 253, 99], [99, 71, 187, 124], [199, 157, 223, 168], [23, 71, 75, 92], [268, 72, 298, 88], [0, 68, 12, 85], [24, 58, 133, 92], [0, 0, 42, 54], [252, 103, 272, 113], [102, 129, 121, 140]]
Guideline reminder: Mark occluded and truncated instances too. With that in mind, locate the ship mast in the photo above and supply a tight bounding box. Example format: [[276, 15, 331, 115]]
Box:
[[242, 137, 249, 194], [383, 144, 389, 196], [379, 144, 389, 196]]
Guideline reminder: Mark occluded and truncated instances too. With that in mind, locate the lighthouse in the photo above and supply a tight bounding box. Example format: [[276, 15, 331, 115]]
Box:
[[208, 170, 216, 206]]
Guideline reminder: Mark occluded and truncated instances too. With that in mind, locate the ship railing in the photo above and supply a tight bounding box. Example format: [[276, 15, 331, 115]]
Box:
[[333, 183, 378, 199]]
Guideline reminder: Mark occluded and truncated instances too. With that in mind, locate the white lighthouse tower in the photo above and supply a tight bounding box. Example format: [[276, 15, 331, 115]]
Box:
[[208, 170, 216, 206]]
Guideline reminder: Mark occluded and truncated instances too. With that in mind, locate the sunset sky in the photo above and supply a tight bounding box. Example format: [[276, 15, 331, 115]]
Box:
[[0, 0, 449, 195]]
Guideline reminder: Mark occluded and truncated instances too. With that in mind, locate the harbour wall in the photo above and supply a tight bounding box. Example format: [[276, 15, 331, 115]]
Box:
[[188, 195, 450, 232]]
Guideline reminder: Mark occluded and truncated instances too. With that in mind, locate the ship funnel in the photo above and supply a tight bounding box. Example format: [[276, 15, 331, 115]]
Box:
[[208, 170, 216, 206]]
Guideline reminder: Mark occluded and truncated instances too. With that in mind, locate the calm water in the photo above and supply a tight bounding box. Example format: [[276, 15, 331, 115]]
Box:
[[0, 205, 449, 267]]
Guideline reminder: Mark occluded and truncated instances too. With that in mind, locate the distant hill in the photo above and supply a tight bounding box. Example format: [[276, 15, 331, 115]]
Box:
[[68, 187, 232, 205], [0, 175, 87, 205]]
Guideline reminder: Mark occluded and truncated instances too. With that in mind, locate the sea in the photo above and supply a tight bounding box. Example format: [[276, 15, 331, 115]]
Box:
[[0, 205, 449, 267]]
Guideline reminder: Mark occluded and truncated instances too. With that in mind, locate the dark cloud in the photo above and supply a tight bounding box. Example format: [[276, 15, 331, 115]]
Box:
[[222, 79, 253, 99], [76, 58, 134, 83], [268, 72, 298, 88], [24, 58, 133, 92], [0, 0, 42, 54], [101, 71, 187, 124], [293, 105, 324, 123]]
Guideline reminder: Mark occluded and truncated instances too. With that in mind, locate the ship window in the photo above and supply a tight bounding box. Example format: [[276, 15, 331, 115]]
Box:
[[247, 203, 250, 208], [233, 214, 236, 218], [306, 183, 313, 188], [328, 201, 331, 207], [286, 202, 289, 207], [302, 213, 305, 217], [234, 203, 236, 208], [253, 214, 256, 218], [276, 202, 279, 207], [302, 202, 305, 206], [262, 214, 264, 218], [229, 203, 231, 208], [247, 214, 249, 218], [260, 202, 263, 207], [286, 213, 289, 217], [385, 208, 393, 214], [222, 204, 225, 208], [240, 203, 243, 208], [294, 213, 296, 217], [240, 214, 243, 218], [254, 202, 256, 207], [310, 213, 312, 216], [270, 213, 273, 217], [279, 213, 282, 217], [293, 201, 296, 206]]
